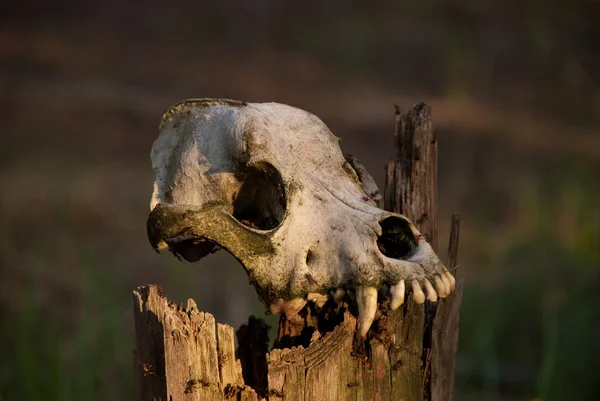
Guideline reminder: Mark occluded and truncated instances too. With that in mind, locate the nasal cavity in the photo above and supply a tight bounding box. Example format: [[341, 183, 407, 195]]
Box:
[[233, 162, 286, 230], [377, 216, 417, 259], [306, 249, 316, 266]]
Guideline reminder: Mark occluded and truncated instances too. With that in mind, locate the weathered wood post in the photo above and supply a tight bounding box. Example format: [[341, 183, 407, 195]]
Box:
[[133, 103, 462, 401], [384, 104, 463, 400]]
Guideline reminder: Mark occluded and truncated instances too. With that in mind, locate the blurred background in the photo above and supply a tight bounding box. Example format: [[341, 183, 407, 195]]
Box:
[[1, 1, 598, 400]]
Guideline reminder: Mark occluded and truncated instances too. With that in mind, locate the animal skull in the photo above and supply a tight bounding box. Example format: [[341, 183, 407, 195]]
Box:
[[147, 99, 455, 337]]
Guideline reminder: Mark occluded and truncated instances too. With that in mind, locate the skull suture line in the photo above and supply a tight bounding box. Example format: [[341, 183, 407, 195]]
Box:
[[147, 99, 455, 337]]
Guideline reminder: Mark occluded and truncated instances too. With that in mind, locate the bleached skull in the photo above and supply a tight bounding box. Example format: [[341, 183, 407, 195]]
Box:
[[147, 99, 455, 337]]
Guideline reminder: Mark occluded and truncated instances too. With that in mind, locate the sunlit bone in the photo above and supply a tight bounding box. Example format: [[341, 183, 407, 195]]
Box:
[[147, 99, 454, 336]]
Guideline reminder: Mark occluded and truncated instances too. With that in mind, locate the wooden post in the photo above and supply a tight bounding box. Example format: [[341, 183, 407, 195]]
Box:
[[431, 213, 461, 401], [384, 104, 463, 400], [133, 103, 462, 401], [133, 285, 258, 401]]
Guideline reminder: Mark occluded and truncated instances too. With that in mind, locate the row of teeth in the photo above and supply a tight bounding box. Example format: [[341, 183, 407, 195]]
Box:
[[269, 270, 456, 338]]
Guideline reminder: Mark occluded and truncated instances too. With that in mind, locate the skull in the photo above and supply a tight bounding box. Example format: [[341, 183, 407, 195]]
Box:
[[147, 99, 455, 337]]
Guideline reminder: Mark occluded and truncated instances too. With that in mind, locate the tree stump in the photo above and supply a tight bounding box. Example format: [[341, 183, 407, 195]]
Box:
[[133, 103, 463, 401]]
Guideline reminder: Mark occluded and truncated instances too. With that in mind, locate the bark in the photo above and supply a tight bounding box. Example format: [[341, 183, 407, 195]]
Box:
[[431, 214, 461, 401]]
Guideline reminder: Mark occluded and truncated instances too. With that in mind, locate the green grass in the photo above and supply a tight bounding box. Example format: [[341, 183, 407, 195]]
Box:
[[0, 248, 133, 401], [456, 170, 600, 400]]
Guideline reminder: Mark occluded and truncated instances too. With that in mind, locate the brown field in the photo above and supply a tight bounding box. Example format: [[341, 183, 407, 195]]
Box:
[[1, 2, 598, 399]]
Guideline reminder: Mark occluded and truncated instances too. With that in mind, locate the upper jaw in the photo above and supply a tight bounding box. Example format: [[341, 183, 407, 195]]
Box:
[[147, 202, 455, 339], [147, 202, 275, 264], [146, 203, 193, 253]]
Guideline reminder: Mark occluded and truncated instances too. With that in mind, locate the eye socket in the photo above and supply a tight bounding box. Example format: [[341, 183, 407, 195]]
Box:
[[377, 216, 417, 259], [232, 162, 286, 230]]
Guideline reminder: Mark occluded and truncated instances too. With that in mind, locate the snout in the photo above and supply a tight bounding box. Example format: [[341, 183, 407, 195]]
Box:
[[147, 203, 220, 261], [147, 203, 186, 251], [147, 202, 274, 263]]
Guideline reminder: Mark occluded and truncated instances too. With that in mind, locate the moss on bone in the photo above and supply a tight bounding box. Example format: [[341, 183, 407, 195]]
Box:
[[159, 98, 247, 130], [148, 202, 274, 268]]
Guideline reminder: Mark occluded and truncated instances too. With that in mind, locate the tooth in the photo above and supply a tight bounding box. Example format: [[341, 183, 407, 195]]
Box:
[[307, 293, 328, 308], [390, 280, 405, 310], [434, 275, 447, 298], [356, 286, 378, 337], [333, 288, 346, 302], [411, 280, 426, 304], [444, 270, 456, 292], [156, 240, 169, 252], [269, 298, 284, 314], [424, 279, 438, 302], [283, 298, 307, 320], [440, 273, 452, 295]]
